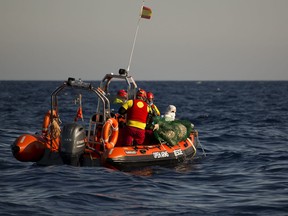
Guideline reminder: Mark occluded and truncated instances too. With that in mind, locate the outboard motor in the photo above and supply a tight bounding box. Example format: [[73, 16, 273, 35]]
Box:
[[60, 123, 86, 166]]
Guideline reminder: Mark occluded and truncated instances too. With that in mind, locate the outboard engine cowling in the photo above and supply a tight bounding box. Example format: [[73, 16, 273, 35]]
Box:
[[60, 123, 86, 166]]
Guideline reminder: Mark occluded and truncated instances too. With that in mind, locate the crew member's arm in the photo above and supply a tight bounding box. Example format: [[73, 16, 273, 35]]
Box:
[[118, 100, 133, 115], [118, 107, 127, 115]]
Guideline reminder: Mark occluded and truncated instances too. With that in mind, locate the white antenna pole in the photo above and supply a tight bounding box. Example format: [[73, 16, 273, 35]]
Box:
[[127, 1, 145, 72]]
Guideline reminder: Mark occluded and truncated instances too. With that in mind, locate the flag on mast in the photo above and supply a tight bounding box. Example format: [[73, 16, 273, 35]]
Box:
[[141, 6, 152, 19], [74, 107, 83, 122], [74, 94, 83, 122], [127, 3, 152, 72]]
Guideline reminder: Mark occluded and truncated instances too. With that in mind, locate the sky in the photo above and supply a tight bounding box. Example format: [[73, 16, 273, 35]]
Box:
[[0, 0, 287, 81]]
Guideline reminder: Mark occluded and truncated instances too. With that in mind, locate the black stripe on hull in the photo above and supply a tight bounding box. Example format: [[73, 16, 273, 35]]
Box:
[[105, 146, 195, 171]]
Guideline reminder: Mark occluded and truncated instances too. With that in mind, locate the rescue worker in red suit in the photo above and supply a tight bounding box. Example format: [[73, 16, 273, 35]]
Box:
[[118, 89, 149, 146]]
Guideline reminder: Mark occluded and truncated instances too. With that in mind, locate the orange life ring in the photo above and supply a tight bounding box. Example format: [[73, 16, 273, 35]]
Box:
[[42, 110, 57, 136], [102, 118, 119, 149]]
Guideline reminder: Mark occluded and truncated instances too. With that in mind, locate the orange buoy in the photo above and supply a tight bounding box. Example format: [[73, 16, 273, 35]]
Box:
[[102, 118, 119, 149]]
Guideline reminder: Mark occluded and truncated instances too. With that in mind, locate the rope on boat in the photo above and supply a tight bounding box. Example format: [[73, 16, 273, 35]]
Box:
[[160, 143, 167, 151], [196, 136, 206, 157], [186, 138, 197, 157]]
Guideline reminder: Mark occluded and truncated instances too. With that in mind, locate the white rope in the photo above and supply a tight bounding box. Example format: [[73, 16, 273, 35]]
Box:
[[187, 138, 197, 157], [107, 119, 119, 131]]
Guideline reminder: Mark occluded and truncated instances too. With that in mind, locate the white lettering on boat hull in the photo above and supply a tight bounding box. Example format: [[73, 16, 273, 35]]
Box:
[[152, 151, 169, 159]]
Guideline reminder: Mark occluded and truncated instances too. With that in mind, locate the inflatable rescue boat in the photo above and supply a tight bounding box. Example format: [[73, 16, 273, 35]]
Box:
[[11, 71, 199, 171]]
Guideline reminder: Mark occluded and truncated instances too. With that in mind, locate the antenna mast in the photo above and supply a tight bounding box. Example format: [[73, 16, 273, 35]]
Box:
[[126, 1, 152, 73]]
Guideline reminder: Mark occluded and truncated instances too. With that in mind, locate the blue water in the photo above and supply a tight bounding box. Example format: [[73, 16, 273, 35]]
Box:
[[1, 80, 288, 215]]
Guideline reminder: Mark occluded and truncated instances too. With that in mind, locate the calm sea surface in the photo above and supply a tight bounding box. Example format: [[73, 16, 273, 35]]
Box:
[[0, 80, 288, 215]]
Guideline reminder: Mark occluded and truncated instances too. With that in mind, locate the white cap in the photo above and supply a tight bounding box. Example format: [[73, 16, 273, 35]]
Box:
[[166, 105, 176, 113], [164, 105, 176, 121]]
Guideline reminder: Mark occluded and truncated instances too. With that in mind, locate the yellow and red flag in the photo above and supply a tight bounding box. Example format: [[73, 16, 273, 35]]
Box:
[[141, 6, 152, 19]]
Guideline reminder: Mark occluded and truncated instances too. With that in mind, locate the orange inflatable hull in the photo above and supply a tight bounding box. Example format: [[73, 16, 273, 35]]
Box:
[[102, 134, 197, 171], [12, 134, 46, 162], [11, 134, 60, 162], [12, 132, 197, 171]]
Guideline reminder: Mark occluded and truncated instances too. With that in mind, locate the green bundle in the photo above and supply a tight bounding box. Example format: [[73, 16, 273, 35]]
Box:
[[153, 117, 193, 146]]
